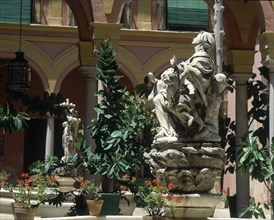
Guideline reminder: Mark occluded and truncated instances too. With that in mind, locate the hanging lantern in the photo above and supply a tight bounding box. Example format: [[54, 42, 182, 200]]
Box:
[[8, 51, 31, 92]]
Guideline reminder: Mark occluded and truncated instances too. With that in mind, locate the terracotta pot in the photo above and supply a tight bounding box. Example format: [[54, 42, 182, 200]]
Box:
[[11, 203, 37, 220], [86, 199, 104, 216]]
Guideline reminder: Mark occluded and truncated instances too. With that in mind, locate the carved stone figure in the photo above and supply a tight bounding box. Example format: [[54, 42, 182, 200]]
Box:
[[145, 31, 227, 195], [148, 31, 227, 143], [60, 99, 81, 163]]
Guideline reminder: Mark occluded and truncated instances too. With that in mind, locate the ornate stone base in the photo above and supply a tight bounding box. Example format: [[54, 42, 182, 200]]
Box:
[[165, 193, 222, 220], [144, 142, 226, 193]]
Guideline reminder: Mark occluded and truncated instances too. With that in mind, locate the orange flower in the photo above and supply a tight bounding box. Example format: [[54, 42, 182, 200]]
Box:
[[21, 173, 29, 178], [158, 193, 163, 198], [155, 184, 161, 189], [167, 193, 174, 201], [49, 177, 56, 182], [3, 176, 8, 182], [176, 198, 182, 203], [168, 182, 175, 190], [152, 179, 160, 185], [144, 180, 152, 186]]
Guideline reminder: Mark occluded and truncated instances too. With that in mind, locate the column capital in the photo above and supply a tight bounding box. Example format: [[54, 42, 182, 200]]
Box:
[[231, 73, 253, 85], [90, 22, 121, 51], [227, 50, 256, 74], [80, 66, 98, 78], [78, 41, 97, 66]]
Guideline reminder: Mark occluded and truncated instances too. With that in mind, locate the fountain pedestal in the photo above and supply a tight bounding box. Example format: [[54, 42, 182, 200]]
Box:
[[165, 193, 222, 220], [144, 142, 225, 220]]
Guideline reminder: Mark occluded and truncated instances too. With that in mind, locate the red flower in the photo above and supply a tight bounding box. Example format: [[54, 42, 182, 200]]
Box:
[[158, 193, 163, 198], [49, 177, 56, 182], [167, 194, 173, 201], [168, 182, 175, 190], [176, 198, 182, 203], [21, 173, 29, 178], [80, 180, 89, 188], [152, 179, 160, 185], [144, 180, 152, 186]]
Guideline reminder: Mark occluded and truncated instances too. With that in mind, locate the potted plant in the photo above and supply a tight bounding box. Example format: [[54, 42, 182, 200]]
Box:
[[137, 179, 180, 220], [77, 40, 156, 215], [75, 176, 103, 216], [0, 171, 57, 220]]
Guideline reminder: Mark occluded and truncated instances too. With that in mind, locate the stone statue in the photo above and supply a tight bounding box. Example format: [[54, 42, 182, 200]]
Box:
[[144, 31, 227, 195], [148, 31, 227, 143], [60, 99, 81, 163]]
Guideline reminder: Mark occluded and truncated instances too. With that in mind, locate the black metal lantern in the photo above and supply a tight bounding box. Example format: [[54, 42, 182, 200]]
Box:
[[8, 51, 31, 92], [7, 0, 31, 92]]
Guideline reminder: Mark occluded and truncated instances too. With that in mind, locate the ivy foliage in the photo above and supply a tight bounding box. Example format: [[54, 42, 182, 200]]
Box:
[[78, 40, 156, 180]]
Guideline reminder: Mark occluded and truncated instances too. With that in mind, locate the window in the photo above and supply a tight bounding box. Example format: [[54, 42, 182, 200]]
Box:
[[167, 0, 208, 31], [0, 0, 31, 24]]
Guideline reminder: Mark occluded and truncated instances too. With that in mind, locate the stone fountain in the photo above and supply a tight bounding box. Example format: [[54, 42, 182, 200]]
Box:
[[144, 31, 227, 220]]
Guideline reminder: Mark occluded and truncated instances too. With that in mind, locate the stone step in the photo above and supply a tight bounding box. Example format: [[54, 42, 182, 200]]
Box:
[[0, 197, 73, 217]]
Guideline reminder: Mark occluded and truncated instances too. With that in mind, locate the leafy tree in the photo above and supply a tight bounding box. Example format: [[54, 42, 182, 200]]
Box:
[[78, 40, 156, 185]]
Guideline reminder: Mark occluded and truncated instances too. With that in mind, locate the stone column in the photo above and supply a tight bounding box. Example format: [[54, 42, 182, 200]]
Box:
[[45, 114, 54, 157], [258, 32, 274, 219], [228, 49, 254, 217], [232, 73, 252, 217], [80, 66, 98, 151]]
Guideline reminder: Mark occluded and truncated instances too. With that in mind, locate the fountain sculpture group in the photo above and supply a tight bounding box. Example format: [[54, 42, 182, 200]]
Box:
[[57, 31, 226, 219], [144, 31, 227, 219]]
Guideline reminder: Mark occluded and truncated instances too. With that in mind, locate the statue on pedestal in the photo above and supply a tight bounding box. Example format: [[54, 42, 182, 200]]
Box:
[[60, 99, 81, 163], [148, 31, 227, 144], [58, 99, 81, 176], [144, 32, 227, 218]]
